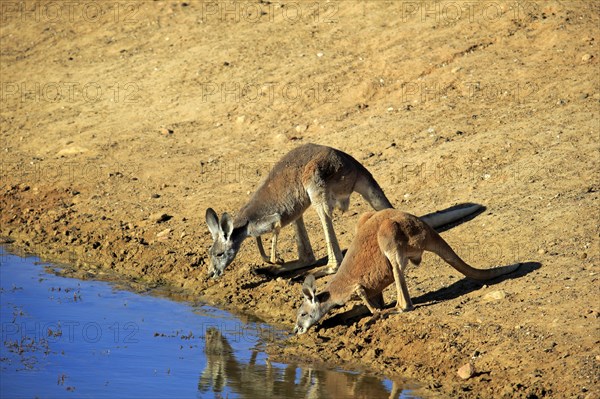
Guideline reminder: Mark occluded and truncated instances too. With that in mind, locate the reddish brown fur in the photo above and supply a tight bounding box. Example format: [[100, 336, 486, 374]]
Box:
[[323, 209, 519, 310], [294, 204, 519, 334]]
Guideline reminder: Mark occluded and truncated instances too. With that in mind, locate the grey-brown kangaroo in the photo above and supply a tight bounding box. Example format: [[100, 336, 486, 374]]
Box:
[[206, 143, 480, 278]]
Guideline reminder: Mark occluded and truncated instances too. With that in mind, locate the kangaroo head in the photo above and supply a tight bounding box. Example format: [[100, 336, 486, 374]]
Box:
[[205, 208, 242, 279], [294, 275, 329, 335]]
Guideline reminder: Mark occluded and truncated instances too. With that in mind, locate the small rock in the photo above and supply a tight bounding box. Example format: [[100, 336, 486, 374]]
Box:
[[316, 52, 324, 57], [337, 346, 352, 360], [150, 213, 172, 223], [457, 363, 475, 380], [482, 290, 506, 302], [581, 53, 593, 62], [580, 93, 589, 100], [236, 115, 246, 124], [580, 252, 588, 259], [160, 128, 174, 135], [56, 146, 88, 157], [151, 193, 160, 199], [538, 248, 546, 255], [295, 124, 308, 133], [586, 309, 599, 318], [451, 66, 462, 73], [156, 228, 171, 238], [273, 133, 288, 144], [501, 383, 516, 396]]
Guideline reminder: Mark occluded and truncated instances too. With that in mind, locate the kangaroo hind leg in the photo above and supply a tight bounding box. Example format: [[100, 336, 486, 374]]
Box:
[[377, 219, 415, 312], [293, 216, 316, 265], [305, 183, 343, 273]]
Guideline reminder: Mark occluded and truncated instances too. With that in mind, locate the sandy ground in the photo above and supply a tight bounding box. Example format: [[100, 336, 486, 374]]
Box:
[[1, 1, 599, 397]]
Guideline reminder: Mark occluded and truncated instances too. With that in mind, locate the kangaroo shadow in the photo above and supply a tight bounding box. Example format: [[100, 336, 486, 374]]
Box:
[[261, 202, 487, 282], [411, 261, 541, 307], [319, 261, 541, 331], [422, 202, 487, 234]]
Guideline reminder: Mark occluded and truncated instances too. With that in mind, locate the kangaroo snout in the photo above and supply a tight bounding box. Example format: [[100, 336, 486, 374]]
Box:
[[207, 267, 223, 279], [293, 325, 306, 335]]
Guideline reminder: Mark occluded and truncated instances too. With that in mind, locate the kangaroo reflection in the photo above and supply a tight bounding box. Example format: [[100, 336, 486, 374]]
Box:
[[199, 327, 402, 399]]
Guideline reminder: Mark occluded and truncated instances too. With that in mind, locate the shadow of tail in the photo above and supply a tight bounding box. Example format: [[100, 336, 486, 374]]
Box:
[[413, 261, 541, 306]]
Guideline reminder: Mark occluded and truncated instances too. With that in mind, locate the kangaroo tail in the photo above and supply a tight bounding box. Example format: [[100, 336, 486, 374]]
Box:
[[426, 230, 520, 280]]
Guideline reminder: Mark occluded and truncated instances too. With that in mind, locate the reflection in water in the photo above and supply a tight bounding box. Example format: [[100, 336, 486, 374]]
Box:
[[0, 247, 418, 399], [199, 328, 404, 399]]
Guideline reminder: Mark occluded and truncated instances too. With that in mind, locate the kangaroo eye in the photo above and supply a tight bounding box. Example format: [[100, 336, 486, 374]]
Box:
[[216, 252, 224, 258], [300, 312, 307, 317]]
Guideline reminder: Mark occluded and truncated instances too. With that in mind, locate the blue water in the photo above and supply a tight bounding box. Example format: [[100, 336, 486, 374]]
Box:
[[0, 247, 420, 398]]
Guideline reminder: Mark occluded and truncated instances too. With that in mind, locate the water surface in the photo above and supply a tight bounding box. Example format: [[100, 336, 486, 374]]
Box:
[[0, 247, 420, 398]]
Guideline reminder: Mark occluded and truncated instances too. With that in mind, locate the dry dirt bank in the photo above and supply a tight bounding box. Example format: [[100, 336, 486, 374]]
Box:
[[1, 1, 599, 397]]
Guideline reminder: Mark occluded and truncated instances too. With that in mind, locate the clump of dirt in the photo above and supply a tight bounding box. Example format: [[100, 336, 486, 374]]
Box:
[[1, 1, 598, 397]]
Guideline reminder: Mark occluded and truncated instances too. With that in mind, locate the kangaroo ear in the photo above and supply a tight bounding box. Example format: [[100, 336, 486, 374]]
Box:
[[302, 275, 317, 303], [206, 208, 220, 240], [220, 212, 234, 240], [317, 291, 330, 303]]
